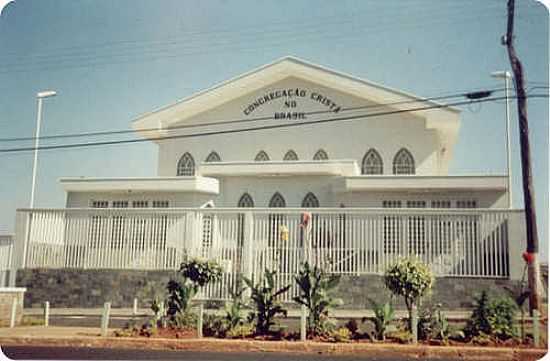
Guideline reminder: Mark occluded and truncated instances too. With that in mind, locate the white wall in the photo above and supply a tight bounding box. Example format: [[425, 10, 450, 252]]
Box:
[[157, 77, 442, 177], [65, 191, 213, 208]]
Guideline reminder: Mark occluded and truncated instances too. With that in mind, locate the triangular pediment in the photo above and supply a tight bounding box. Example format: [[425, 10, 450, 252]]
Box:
[[132, 56, 460, 166]]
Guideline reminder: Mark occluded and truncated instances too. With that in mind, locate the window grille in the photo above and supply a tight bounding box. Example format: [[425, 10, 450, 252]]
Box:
[[177, 153, 195, 176], [152, 200, 169, 208], [431, 200, 451, 208], [362, 149, 383, 174], [457, 200, 477, 208], [383, 200, 402, 254], [283, 150, 298, 161], [254, 151, 270, 161], [392, 148, 415, 175], [205, 151, 221, 162], [301, 192, 320, 208], [313, 149, 329, 160]]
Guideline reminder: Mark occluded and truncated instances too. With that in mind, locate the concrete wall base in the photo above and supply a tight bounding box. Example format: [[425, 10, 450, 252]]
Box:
[[16, 269, 521, 309]]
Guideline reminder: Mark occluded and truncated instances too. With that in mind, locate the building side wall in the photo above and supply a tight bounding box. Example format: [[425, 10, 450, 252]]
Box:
[[157, 77, 442, 177], [65, 191, 212, 208]]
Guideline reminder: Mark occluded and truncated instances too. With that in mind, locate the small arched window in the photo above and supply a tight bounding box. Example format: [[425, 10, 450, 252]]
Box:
[[269, 192, 286, 208], [301, 192, 320, 208], [205, 151, 221, 162], [393, 148, 415, 175], [283, 150, 299, 161], [313, 149, 329, 160], [238, 193, 254, 208], [255, 150, 270, 161], [177, 152, 195, 176], [362, 148, 383, 175]]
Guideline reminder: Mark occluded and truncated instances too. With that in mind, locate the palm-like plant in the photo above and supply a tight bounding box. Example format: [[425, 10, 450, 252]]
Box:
[[367, 298, 395, 341], [293, 262, 342, 337], [244, 269, 290, 335]]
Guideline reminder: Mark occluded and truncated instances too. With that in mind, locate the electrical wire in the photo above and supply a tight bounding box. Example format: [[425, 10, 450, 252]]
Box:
[[1, 94, 547, 154]]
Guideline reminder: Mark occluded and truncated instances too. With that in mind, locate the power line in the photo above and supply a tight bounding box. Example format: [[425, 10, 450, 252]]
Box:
[[0, 87, 506, 143], [1, 94, 546, 154]]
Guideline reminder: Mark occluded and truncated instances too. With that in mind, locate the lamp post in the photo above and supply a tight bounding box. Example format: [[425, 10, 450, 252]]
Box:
[[29, 90, 56, 209], [491, 71, 513, 209]]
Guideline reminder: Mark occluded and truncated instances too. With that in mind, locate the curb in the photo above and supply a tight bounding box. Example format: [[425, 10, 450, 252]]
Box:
[[0, 336, 547, 361]]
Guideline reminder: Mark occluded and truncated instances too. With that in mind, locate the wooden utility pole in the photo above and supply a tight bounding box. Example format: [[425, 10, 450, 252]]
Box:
[[504, 0, 540, 313]]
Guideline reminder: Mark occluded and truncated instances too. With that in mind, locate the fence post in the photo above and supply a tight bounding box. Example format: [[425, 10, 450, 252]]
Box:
[[532, 309, 540, 347], [9, 297, 17, 328], [101, 302, 111, 337], [411, 304, 418, 344], [300, 304, 307, 341], [132, 298, 138, 316], [197, 302, 204, 338], [242, 212, 254, 297], [44, 301, 50, 327]]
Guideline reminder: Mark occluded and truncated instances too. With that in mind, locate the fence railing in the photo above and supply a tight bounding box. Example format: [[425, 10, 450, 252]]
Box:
[[0, 234, 14, 287], [12, 208, 523, 301]]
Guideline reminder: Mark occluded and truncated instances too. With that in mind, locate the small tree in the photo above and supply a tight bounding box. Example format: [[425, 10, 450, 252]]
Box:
[[165, 258, 223, 328], [384, 258, 434, 331], [367, 298, 395, 341], [244, 269, 290, 335], [293, 262, 342, 337]]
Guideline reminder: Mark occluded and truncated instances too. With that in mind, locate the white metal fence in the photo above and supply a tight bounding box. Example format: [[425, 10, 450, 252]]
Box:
[[0, 234, 14, 287], [12, 208, 518, 301]]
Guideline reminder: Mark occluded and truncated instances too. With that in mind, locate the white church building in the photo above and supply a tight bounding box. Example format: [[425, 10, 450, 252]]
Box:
[[10, 57, 527, 307]]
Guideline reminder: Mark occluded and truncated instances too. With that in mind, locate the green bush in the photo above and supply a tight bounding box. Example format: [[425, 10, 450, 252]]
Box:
[[293, 262, 342, 337], [180, 258, 224, 287], [464, 291, 518, 341], [384, 258, 434, 331], [224, 283, 248, 332], [226, 323, 255, 338], [202, 313, 227, 338], [244, 269, 290, 335], [487, 297, 518, 340], [418, 303, 457, 342], [165, 279, 197, 327], [367, 299, 395, 341], [329, 327, 352, 342]]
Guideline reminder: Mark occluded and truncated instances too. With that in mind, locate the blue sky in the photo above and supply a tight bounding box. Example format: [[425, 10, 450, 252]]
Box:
[[0, 0, 548, 259]]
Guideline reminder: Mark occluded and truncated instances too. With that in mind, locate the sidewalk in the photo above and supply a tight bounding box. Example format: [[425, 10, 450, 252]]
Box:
[[0, 326, 547, 361]]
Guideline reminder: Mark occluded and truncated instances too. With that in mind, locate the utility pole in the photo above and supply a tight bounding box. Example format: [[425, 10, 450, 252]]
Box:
[[504, 0, 540, 313]]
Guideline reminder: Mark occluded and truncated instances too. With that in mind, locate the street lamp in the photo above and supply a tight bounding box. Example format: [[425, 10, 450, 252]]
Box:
[[491, 71, 513, 209], [29, 90, 57, 209]]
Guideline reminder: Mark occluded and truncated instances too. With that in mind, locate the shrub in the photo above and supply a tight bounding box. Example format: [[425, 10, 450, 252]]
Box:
[[384, 258, 434, 331], [180, 258, 224, 287], [329, 327, 352, 342], [464, 291, 518, 341], [487, 297, 518, 340], [418, 303, 456, 342], [367, 299, 395, 341], [464, 291, 492, 338], [293, 262, 342, 337], [244, 269, 290, 335], [202, 313, 227, 338], [165, 279, 197, 327], [343, 319, 359, 338], [224, 283, 248, 331], [226, 323, 255, 338]]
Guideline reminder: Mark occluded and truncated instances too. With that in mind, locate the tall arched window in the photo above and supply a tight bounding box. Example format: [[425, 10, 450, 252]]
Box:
[[283, 150, 298, 161], [269, 192, 286, 207], [255, 150, 270, 161], [177, 152, 195, 176], [301, 192, 320, 207], [362, 148, 383, 175], [393, 148, 415, 175], [238, 193, 254, 207], [313, 149, 329, 160], [205, 151, 221, 162]]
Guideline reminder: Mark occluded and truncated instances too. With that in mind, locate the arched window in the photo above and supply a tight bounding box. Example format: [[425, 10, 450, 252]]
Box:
[[255, 150, 270, 161], [238, 193, 254, 207], [301, 192, 320, 208], [177, 152, 195, 176], [269, 192, 286, 207], [393, 148, 415, 175], [205, 151, 221, 162], [283, 150, 298, 161], [362, 149, 383, 175], [313, 149, 329, 160]]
